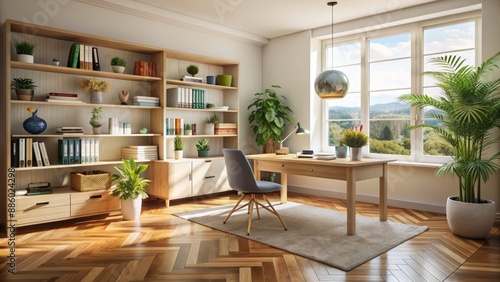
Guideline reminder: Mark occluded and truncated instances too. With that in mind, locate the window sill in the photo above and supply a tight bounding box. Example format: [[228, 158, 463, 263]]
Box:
[[388, 161, 442, 168]]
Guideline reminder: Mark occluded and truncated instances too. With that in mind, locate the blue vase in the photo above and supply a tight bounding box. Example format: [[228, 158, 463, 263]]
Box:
[[23, 109, 47, 134]]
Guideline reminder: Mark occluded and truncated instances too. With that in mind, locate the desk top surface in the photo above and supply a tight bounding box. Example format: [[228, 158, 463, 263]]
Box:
[[246, 153, 395, 167]]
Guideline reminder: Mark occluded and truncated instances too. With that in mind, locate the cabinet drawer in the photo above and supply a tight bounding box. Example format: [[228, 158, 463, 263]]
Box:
[[71, 190, 120, 217], [16, 193, 70, 210], [16, 205, 71, 226], [193, 159, 229, 195], [71, 190, 115, 205]]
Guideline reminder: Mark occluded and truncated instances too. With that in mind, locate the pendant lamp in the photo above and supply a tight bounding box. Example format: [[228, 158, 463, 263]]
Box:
[[314, 1, 349, 99]]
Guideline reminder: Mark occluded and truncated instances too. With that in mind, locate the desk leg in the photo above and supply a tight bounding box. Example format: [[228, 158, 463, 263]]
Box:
[[346, 167, 356, 235], [254, 160, 261, 181], [280, 172, 287, 204], [380, 163, 388, 221]]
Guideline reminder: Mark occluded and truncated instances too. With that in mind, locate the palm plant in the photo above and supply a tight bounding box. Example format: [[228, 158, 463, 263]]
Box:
[[398, 52, 500, 203]]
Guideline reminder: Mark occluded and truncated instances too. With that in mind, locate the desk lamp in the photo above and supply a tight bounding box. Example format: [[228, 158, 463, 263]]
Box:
[[276, 122, 308, 155]]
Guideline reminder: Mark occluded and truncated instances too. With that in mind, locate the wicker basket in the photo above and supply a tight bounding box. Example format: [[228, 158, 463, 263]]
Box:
[[70, 170, 111, 192]]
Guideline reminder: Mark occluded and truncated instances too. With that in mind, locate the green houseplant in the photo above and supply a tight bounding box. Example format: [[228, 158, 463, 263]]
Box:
[[184, 123, 192, 135], [111, 56, 126, 73], [248, 85, 294, 152], [195, 138, 210, 157], [111, 158, 151, 220], [398, 52, 500, 238], [186, 64, 199, 76], [89, 107, 103, 134], [15, 40, 35, 63], [11, 77, 36, 101], [174, 135, 184, 159], [340, 129, 368, 161], [205, 114, 221, 135]]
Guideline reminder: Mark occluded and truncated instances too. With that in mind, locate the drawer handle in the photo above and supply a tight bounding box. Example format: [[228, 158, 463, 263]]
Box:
[[36, 202, 49, 205], [205, 160, 212, 163], [205, 176, 215, 179], [310, 168, 314, 172], [90, 195, 102, 199], [281, 164, 285, 167]]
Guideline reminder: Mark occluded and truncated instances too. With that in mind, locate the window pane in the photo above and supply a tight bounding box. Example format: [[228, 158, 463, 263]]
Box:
[[336, 65, 361, 93], [424, 22, 475, 54], [423, 50, 475, 86], [422, 126, 453, 156], [328, 42, 361, 68], [369, 120, 411, 155], [327, 93, 361, 119], [370, 59, 411, 91], [328, 121, 359, 146], [369, 33, 411, 61]]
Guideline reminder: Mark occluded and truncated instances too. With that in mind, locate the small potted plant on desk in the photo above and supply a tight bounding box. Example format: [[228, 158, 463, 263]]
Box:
[[196, 138, 210, 157], [174, 135, 184, 160], [340, 127, 368, 161], [111, 158, 151, 220]]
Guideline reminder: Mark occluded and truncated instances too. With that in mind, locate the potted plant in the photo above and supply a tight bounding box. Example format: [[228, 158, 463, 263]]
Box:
[[14, 40, 36, 63], [52, 58, 59, 66], [111, 56, 126, 73], [186, 64, 199, 77], [173, 135, 184, 159], [398, 52, 500, 238], [184, 123, 192, 135], [195, 138, 210, 157], [248, 85, 294, 153], [89, 107, 103, 134], [111, 158, 150, 220], [340, 128, 368, 161], [79, 78, 110, 104], [11, 77, 36, 101], [205, 114, 221, 135]]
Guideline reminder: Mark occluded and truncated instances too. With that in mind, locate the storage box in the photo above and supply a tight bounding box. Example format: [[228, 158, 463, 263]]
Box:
[[214, 123, 237, 135], [70, 170, 111, 192]]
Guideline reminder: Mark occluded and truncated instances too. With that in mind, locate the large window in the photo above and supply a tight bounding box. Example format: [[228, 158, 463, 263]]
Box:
[[322, 17, 477, 163]]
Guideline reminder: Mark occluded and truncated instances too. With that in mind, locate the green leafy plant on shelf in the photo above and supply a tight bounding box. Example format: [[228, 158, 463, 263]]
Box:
[[111, 158, 150, 200], [14, 40, 36, 55], [186, 64, 199, 76], [111, 56, 126, 67], [11, 78, 36, 90], [174, 135, 184, 151], [195, 138, 210, 151], [205, 114, 221, 124], [89, 107, 103, 128]]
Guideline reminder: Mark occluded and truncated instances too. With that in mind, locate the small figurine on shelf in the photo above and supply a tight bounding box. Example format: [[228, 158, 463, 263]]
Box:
[[52, 58, 59, 66], [118, 90, 129, 105]]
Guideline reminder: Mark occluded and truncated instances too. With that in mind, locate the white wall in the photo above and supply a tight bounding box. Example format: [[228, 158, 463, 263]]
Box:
[[0, 0, 263, 154], [262, 0, 500, 217]]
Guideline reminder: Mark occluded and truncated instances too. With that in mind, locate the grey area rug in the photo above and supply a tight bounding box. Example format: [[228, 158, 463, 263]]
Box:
[[175, 201, 428, 271]]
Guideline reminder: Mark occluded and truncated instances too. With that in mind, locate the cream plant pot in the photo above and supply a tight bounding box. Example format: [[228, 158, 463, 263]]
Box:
[[174, 150, 183, 160], [446, 196, 496, 239], [121, 197, 142, 220], [17, 54, 34, 63]]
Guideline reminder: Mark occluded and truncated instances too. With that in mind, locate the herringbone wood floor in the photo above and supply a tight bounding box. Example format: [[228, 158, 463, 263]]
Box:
[[1, 192, 499, 281]]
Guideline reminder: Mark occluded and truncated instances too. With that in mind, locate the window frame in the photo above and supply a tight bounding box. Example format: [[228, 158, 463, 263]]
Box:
[[320, 12, 480, 163]]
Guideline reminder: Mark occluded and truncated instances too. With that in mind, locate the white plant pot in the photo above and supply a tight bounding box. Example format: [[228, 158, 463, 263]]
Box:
[[446, 196, 496, 239], [174, 150, 183, 160], [121, 197, 143, 220], [205, 123, 214, 135], [17, 54, 34, 63], [350, 147, 362, 161], [112, 65, 125, 73]]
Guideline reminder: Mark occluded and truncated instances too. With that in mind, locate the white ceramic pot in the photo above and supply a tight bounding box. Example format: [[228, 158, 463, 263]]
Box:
[[121, 197, 142, 220], [90, 91, 103, 104], [446, 196, 496, 238], [205, 123, 214, 135], [17, 54, 34, 63], [112, 65, 125, 73], [92, 126, 101, 135], [174, 150, 183, 160]]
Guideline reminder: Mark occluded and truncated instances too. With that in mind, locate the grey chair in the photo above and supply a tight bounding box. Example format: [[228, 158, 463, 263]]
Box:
[[222, 148, 287, 235]]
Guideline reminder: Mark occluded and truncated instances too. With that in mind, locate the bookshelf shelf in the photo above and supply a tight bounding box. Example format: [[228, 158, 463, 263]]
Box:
[[165, 107, 237, 113], [13, 160, 152, 171], [166, 79, 237, 90], [11, 100, 162, 109], [12, 134, 162, 138]]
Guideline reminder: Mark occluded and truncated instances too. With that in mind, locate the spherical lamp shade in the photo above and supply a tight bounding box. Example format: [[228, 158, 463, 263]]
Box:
[[314, 69, 349, 99]]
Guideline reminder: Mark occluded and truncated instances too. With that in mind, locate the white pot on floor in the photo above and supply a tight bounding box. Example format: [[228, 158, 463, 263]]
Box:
[[121, 197, 143, 220]]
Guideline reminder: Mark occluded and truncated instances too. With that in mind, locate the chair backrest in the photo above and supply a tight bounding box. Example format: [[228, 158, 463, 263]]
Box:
[[223, 148, 260, 193]]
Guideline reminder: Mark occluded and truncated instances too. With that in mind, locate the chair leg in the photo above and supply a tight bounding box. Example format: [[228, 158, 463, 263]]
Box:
[[253, 194, 261, 219], [247, 197, 255, 235], [223, 194, 247, 224], [261, 195, 288, 231]]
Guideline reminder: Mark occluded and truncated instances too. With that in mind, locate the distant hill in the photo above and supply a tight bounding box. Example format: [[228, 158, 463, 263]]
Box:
[[328, 102, 410, 119]]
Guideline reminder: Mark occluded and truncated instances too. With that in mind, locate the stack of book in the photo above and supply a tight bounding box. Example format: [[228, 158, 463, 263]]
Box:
[[165, 117, 184, 135], [46, 92, 84, 104], [26, 182, 52, 195], [133, 96, 160, 106], [314, 152, 337, 160], [121, 145, 158, 160], [56, 127, 84, 136], [67, 43, 100, 70], [58, 138, 100, 165], [180, 75, 203, 83], [11, 138, 50, 167], [166, 87, 205, 109], [214, 123, 237, 135]]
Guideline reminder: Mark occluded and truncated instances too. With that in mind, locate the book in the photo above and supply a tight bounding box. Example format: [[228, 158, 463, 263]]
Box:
[[74, 139, 81, 164], [58, 139, 69, 164], [26, 138, 33, 167], [132, 102, 160, 106], [11, 139, 19, 168], [68, 139, 75, 164], [49, 92, 78, 97], [39, 142, 50, 166], [94, 139, 99, 162], [180, 75, 203, 83], [32, 141, 43, 166], [28, 181, 50, 188], [79, 44, 85, 69], [46, 95, 79, 101], [46, 99, 85, 104], [92, 47, 100, 71], [19, 138, 25, 167]]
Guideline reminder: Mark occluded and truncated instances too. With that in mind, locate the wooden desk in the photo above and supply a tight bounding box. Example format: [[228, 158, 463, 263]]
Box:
[[246, 154, 394, 235]]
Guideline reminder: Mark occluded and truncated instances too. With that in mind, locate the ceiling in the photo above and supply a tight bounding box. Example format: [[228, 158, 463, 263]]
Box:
[[80, 0, 441, 43]]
